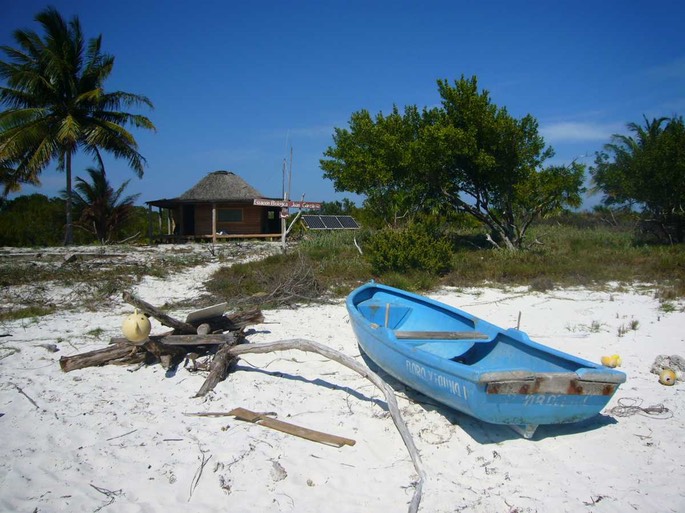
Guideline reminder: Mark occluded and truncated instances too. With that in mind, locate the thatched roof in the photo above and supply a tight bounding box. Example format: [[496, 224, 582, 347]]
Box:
[[146, 170, 269, 208], [178, 170, 263, 201]]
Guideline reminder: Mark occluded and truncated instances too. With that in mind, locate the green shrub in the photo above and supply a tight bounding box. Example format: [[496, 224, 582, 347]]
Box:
[[366, 224, 453, 275], [380, 270, 440, 292]]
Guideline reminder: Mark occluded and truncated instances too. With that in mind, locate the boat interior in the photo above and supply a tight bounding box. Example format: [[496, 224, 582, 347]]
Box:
[[357, 299, 586, 373]]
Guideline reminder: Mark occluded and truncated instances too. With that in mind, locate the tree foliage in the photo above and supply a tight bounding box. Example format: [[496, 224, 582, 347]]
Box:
[[0, 194, 67, 246], [321, 76, 584, 249], [0, 7, 155, 244], [0, 192, 149, 246], [591, 116, 685, 243], [318, 198, 358, 215], [67, 159, 140, 243]]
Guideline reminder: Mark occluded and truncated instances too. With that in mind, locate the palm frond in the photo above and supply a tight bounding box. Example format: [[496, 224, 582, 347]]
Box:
[[100, 91, 155, 111], [0, 6, 154, 241]]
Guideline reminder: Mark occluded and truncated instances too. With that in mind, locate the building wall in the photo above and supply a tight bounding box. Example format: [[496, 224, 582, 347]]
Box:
[[164, 202, 282, 237], [194, 203, 267, 235]]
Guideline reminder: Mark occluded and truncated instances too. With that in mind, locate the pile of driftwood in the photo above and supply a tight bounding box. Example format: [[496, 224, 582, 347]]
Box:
[[59, 291, 263, 397], [59, 291, 426, 513]]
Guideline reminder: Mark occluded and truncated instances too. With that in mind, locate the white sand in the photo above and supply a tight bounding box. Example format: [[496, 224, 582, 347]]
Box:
[[1, 245, 684, 513]]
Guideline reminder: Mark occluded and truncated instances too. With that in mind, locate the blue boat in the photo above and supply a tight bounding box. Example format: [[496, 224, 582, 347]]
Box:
[[346, 282, 627, 438]]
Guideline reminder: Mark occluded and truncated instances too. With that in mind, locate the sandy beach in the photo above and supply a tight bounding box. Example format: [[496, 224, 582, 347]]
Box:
[[1, 244, 683, 513]]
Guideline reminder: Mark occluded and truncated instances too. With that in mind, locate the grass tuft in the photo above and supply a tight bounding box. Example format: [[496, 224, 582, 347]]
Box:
[[0, 305, 55, 321]]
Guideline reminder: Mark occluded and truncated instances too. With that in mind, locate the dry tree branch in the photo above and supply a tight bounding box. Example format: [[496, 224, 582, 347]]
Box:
[[188, 441, 212, 502], [250, 252, 327, 307], [122, 291, 197, 333], [90, 484, 123, 512], [353, 236, 363, 255], [11, 383, 40, 410], [227, 338, 426, 513]]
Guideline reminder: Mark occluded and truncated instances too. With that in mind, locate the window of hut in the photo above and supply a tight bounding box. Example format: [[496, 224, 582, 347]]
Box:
[[218, 208, 243, 223]]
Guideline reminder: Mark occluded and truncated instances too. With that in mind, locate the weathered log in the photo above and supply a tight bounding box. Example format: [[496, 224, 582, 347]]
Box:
[[59, 341, 146, 372], [59, 334, 232, 373], [121, 291, 264, 334], [183, 309, 265, 333], [209, 309, 265, 331], [194, 343, 238, 397], [109, 332, 236, 346], [225, 339, 426, 513], [142, 339, 188, 369], [122, 291, 197, 334]]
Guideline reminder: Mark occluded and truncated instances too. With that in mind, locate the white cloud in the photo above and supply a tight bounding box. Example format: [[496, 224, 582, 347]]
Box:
[[541, 121, 625, 143]]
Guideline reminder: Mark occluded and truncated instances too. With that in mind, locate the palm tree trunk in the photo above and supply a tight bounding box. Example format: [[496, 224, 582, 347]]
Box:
[[64, 151, 73, 245]]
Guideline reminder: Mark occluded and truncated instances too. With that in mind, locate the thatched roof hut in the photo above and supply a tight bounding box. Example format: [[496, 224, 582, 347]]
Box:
[[177, 170, 263, 201], [147, 171, 281, 241]]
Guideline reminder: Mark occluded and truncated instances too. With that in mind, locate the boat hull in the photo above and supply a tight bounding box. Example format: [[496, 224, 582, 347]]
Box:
[[346, 282, 626, 432]]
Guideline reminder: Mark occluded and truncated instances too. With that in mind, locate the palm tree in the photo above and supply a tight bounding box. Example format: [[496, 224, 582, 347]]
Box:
[[0, 7, 155, 244], [592, 116, 669, 205], [592, 115, 685, 243], [68, 156, 140, 243]]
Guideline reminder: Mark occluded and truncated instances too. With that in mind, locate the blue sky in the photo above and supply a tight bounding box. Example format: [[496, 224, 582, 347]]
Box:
[[2, 0, 684, 209]]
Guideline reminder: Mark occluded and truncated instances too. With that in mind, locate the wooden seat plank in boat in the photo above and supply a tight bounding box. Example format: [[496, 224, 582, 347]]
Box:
[[395, 331, 489, 340]]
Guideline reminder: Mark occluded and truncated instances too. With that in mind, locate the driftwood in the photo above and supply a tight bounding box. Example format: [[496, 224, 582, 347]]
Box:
[[226, 338, 426, 513], [184, 407, 356, 446], [229, 407, 356, 447], [59, 337, 241, 395], [206, 309, 264, 332], [59, 338, 189, 372], [58, 312, 425, 509], [121, 291, 264, 334], [59, 292, 424, 508], [59, 334, 235, 372], [194, 343, 238, 397], [60, 294, 260, 396], [122, 291, 197, 333], [143, 339, 188, 369], [109, 333, 236, 346], [59, 341, 146, 372]]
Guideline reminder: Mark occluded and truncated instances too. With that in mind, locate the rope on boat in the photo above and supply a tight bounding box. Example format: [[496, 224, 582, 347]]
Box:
[[608, 397, 673, 419]]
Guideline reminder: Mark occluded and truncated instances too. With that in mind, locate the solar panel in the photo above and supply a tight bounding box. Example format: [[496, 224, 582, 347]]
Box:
[[301, 215, 326, 229], [301, 215, 360, 230], [338, 216, 360, 229], [321, 216, 344, 229]]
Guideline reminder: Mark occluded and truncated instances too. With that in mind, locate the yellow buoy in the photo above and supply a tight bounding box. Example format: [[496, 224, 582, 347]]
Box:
[[600, 354, 621, 368], [122, 309, 151, 343], [659, 369, 676, 386]]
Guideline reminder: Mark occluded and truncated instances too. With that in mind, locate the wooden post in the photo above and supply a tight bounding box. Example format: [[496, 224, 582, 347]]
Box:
[[280, 208, 286, 252], [147, 204, 153, 244], [212, 203, 217, 244]]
